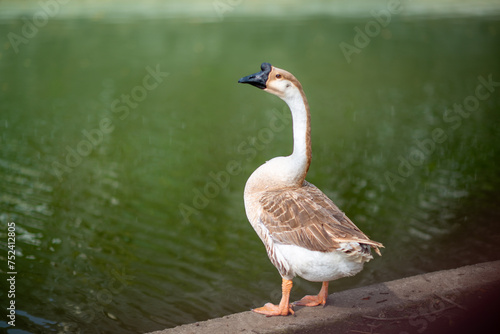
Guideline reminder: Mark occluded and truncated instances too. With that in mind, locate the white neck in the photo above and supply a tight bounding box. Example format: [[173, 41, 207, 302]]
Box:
[[245, 86, 311, 193], [283, 91, 311, 164], [284, 90, 311, 173]]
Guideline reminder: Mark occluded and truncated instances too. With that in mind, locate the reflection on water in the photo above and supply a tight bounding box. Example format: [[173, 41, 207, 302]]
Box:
[[1, 10, 500, 334]]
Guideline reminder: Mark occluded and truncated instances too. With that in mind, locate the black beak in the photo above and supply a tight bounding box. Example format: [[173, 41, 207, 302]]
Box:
[[238, 62, 272, 89]]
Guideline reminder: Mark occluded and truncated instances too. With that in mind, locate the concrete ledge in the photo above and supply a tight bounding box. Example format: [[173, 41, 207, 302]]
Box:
[[149, 261, 500, 334]]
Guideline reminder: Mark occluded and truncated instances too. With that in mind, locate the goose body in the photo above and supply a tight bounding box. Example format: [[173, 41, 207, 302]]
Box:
[[245, 181, 377, 282], [238, 63, 383, 316]]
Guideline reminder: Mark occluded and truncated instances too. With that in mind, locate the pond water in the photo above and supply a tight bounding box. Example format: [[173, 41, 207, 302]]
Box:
[[1, 10, 500, 334]]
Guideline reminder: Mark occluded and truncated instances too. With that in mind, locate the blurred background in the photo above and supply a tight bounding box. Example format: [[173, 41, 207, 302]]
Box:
[[1, 0, 500, 333]]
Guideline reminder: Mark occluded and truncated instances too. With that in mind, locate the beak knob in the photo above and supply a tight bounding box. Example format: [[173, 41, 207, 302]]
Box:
[[238, 62, 272, 89]]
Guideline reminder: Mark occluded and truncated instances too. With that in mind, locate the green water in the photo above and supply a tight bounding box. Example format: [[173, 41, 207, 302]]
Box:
[[1, 12, 500, 333]]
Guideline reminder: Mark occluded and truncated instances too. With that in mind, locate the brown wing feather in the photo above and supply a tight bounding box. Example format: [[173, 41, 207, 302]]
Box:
[[259, 181, 383, 254]]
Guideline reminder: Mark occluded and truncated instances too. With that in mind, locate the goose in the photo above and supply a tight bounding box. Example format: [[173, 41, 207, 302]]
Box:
[[237, 63, 384, 316]]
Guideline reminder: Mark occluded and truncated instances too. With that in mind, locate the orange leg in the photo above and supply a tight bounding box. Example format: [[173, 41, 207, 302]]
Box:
[[253, 278, 295, 316], [294, 281, 329, 307]]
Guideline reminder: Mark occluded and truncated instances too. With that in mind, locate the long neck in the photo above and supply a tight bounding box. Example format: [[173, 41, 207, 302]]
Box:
[[244, 86, 312, 194], [284, 88, 312, 184]]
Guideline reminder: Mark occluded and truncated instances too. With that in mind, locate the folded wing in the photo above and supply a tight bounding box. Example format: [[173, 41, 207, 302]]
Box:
[[258, 181, 383, 255]]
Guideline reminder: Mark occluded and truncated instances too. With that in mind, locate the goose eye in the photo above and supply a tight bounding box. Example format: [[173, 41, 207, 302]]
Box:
[[276, 73, 282, 79]]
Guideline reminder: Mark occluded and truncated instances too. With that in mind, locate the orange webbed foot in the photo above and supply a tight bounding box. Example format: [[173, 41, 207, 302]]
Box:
[[293, 281, 329, 307], [293, 294, 327, 307], [253, 302, 294, 316], [253, 278, 295, 316]]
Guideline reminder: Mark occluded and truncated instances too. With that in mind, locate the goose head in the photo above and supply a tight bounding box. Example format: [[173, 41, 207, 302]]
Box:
[[238, 62, 303, 101]]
